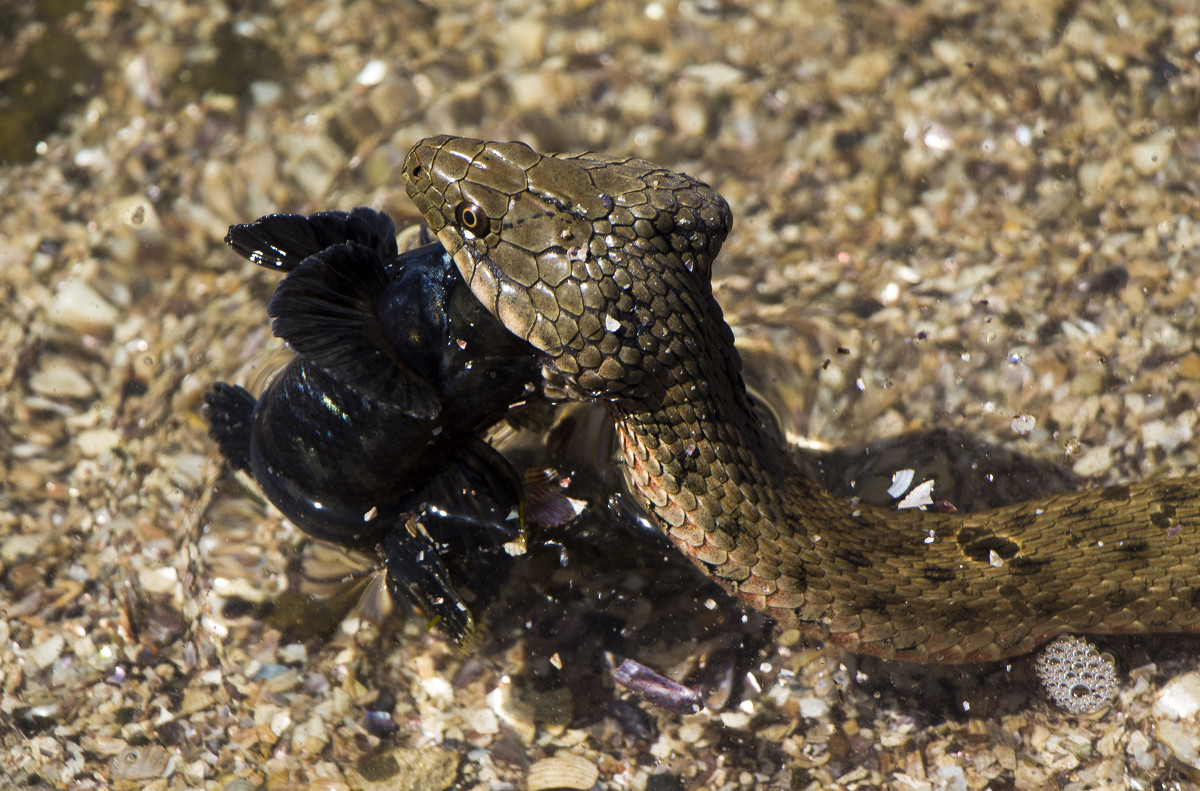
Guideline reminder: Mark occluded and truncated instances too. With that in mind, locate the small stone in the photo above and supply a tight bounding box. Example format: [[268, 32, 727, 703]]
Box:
[[1072, 445, 1113, 478], [830, 50, 893, 93], [1141, 415, 1194, 452], [165, 453, 209, 489], [463, 706, 499, 735], [1, 533, 46, 562], [76, 427, 121, 457], [798, 696, 830, 718], [292, 714, 329, 756], [1157, 721, 1200, 775], [29, 356, 95, 399], [110, 745, 173, 782], [1178, 352, 1200, 379], [677, 721, 704, 743], [1153, 672, 1200, 720], [344, 746, 460, 791], [112, 194, 165, 240], [178, 687, 215, 717], [137, 565, 179, 595], [48, 279, 120, 333], [487, 681, 537, 743], [1129, 133, 1172, 176], [30, 634, 66, 669], [929, 38, 966, 70]]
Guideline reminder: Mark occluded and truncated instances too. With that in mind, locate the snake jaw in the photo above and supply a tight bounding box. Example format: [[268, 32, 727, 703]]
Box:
[[404, 135, 736, 405]]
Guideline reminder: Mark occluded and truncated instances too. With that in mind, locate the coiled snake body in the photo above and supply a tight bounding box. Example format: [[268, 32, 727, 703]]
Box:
[[403, 135, 1200, 663]]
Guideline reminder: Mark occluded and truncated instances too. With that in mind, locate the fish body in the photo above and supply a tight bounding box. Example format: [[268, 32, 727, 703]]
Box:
[[206, 208, 542, 640]]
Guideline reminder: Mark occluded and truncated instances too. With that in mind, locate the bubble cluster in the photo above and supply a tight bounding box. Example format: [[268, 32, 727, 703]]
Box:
[[1034, 634, 1119, 715]]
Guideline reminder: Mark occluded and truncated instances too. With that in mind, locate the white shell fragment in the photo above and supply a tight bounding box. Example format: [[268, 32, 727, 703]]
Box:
[[887, 468, 915, 498], [526, 752, 599, 791], [896, 479, 936, 510], [1010, 413, 1036, 434]]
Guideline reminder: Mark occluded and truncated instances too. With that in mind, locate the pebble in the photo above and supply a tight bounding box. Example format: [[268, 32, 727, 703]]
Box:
[[29, 634, 66, 669], [677, 721, 704, 744], [1071, 445, 1113, 478], [463, 706, 499, 735], [1153, 672, 1200, 720], [1, 533, 47, 563], [1156, 722, 1200, 779], [292, 714, 329, 756], [1140, 415, 1194, 452], [76, 427, 122, 458], [1010, 414, 1036, 435], [48, 279, 120, 333], [829, 50, 894, 93], [1152, 673, 1200, 774], [343, 747, 460, 791], [137, 565, 179, 596], [110, 745, 174, 783], [798, 696, 830, 719], [29, 356, 95, 399], [1128, 132, 1173, 177]]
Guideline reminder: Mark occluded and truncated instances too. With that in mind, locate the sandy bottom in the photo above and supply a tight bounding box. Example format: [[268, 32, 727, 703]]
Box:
[[3, 0, 1200, 788]]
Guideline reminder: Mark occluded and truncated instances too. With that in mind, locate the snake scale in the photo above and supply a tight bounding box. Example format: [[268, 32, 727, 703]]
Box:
[[402, 135, 1200, 663]]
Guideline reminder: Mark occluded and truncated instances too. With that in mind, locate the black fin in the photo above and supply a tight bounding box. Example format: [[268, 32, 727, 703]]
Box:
[[380, 437, 524, 644], [523, 467, 586, 527], [267, 242, 441, 418], [225, 207, 398, 273], [203, 382, 256, 471], [382, 528, 476, 644], [414, 437, 524, 548]]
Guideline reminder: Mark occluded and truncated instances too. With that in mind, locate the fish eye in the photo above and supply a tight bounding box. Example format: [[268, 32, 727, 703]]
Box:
[[455, 202, 490, 236]]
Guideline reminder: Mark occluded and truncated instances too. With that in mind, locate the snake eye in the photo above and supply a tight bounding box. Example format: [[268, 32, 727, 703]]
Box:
[[454, 202, 490, 236]]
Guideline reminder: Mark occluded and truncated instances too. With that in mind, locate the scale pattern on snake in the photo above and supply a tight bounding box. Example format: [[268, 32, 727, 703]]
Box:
[[402, 134, 1200, 663]]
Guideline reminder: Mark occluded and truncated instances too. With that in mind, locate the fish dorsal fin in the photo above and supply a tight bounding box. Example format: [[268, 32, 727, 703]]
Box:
[[226, 207, 397, 272], [268, 242, 440, 418]]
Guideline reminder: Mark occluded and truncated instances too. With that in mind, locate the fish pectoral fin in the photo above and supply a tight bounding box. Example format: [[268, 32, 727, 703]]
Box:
[[202, 382, 256, 471], [381, 529, 476, 645], [413, 437, 524, 545]]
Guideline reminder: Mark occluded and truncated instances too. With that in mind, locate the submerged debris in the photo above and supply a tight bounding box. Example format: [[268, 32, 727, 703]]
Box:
[[612, 658, 704, 716], [526, 752, 600, 791], [1035, 634, 1119, 715]]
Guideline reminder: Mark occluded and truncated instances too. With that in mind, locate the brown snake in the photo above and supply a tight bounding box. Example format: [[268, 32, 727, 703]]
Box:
[[402, 135, 1200, 663]]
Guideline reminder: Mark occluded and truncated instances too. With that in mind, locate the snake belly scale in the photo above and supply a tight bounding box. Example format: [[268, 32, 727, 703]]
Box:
[[402, 134, 1200, 663]]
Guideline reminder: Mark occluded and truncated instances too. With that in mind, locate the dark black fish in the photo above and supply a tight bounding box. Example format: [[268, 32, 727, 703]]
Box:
[[205, 208, 543, 642]]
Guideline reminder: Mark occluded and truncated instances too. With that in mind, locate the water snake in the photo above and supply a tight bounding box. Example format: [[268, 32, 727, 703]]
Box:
[[402, 134, 1200, 663]]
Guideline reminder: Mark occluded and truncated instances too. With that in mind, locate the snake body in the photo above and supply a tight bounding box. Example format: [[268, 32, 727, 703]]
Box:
[[403, 135, 1200, 663]]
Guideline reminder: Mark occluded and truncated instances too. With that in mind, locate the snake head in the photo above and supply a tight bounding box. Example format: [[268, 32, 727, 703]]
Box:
[[403, 135, 733, 403]]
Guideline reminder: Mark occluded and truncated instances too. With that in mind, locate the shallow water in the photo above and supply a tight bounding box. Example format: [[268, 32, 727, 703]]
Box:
[[3, 0, 1200, 788]]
